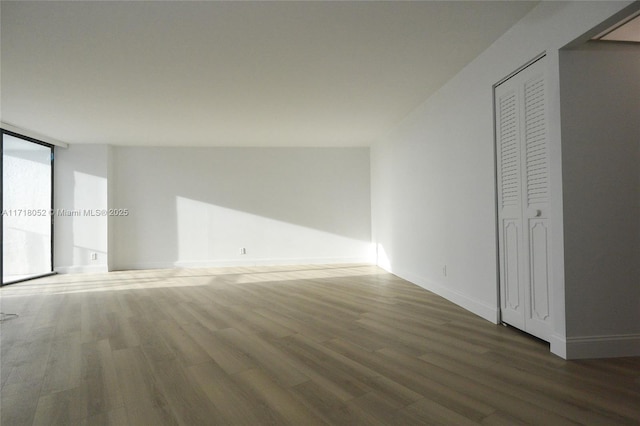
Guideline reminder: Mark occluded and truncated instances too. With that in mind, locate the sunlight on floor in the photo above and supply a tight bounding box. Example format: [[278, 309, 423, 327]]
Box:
[[0, 264, 385, 296]]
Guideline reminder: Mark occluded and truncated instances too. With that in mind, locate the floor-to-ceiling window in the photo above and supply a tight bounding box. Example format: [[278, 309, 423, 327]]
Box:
[[1, 130, 55, 285]]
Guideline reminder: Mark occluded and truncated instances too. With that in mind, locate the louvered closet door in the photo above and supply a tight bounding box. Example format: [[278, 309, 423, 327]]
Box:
[[495, 57, 552, 342]]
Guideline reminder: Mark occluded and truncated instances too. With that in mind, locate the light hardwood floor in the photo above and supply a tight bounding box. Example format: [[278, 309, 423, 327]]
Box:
[[1, 264, 639, 425]]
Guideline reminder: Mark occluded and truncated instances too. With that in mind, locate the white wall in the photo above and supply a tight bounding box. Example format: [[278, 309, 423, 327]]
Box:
[[112, 147, 371, 270], [54, 144, 109, 273], [560, 44, 640, 358], [370, 1, 635, 358]]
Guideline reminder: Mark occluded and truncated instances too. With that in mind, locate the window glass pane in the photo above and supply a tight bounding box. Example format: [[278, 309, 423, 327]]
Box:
[[2, 134, 52, 283]]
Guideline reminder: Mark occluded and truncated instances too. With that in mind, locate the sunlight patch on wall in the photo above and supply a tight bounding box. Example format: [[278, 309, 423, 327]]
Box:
[[175, 196, 373, 266], [376, 243, 392, 272], [66, 171, 108, 264]]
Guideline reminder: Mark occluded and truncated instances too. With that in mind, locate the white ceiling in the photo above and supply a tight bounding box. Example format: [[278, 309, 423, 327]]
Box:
[[598, 13, 640, 42], [1, 1, 537, 147]]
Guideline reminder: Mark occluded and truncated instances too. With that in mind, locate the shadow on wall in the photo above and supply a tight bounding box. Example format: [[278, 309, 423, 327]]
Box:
[[54, 145, 109, 270], [113, 147, 373, 268], [174, 196, 374, 265]]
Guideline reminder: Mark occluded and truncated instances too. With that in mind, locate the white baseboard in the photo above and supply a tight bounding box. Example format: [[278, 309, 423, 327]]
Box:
[[55, 265, 109, 274], [112, 257, 374, 271], [565, 334, 640, 359], [549, 333, 567, 359], [379, 265, 500, 324]]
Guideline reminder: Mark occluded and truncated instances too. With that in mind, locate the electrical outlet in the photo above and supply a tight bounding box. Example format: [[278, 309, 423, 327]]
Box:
[[240, 248, 246, 255], [91, 252, 97, 261], [443, 265, 447, 276]]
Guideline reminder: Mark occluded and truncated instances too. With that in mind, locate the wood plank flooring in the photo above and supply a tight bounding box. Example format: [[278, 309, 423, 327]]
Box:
[[1, 264, 639, 425]]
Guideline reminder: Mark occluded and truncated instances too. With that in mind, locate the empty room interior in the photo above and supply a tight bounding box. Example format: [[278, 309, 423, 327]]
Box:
[[1, 1, 639, 425]]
